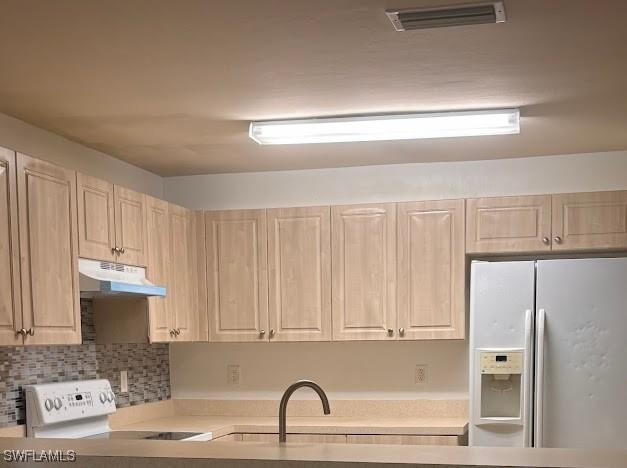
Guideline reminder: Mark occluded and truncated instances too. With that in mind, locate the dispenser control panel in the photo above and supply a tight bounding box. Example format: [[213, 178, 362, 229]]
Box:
[[480, 351, 523, 374]]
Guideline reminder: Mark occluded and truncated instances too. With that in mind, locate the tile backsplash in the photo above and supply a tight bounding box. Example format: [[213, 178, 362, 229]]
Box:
[[0, 300, 170, 427]]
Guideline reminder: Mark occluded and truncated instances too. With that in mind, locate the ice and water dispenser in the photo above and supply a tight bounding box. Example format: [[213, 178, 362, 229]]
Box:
[[473, 349, 524, 421]]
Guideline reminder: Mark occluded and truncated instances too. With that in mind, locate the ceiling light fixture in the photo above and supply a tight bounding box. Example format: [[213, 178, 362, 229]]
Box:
[[249, 108, 520, 145]]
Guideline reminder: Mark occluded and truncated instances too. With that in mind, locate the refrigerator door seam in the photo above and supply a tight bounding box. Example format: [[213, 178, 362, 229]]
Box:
[[523, 309, 533, 447], [534, 308, 546, 448]]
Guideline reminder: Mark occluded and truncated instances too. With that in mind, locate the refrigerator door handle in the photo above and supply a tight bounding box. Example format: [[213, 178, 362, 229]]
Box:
[[534, 308, 546, 448], [523, 309, 533, 447]]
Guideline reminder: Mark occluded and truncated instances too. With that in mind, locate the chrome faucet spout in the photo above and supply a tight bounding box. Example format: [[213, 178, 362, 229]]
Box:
[[279, 380, 330, 443]]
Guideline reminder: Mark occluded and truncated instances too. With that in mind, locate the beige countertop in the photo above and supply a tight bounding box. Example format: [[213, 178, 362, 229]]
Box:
[[1, 437, 624, 468], [114, 414, 468, 437]]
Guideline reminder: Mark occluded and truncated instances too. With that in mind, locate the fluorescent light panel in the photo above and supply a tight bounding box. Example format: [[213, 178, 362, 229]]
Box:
[[249, 109, 520, 145]]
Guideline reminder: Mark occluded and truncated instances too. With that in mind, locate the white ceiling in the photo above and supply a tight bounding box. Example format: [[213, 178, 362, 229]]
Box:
[[0, 0, 626, 175]]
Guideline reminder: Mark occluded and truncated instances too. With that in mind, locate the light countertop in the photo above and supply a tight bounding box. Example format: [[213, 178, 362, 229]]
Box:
[[114, 414, 468, 437], [1, 437, 624, 468]]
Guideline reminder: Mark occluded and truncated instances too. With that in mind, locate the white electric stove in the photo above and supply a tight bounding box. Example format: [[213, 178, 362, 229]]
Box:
[[25, 379, 212, 441]]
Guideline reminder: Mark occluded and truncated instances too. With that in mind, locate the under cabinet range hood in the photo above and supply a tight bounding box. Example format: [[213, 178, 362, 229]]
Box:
[[79, 258, 166, 298]]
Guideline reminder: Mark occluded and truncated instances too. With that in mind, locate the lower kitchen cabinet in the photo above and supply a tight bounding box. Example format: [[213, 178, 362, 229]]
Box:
[[240, 433, 347, 443], [397, 199, 465, 340], [16, 152, 81, 345], [267, 206, 332, 342], [211, 433, 243, 442], [0, 147, 22, 346], [346, 434, 463, 446], [212, 433, 463, 446], [551, 190, 627, 251]]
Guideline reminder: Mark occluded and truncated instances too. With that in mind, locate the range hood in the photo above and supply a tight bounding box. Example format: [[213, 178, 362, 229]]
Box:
[[79, 258, 166, 298]]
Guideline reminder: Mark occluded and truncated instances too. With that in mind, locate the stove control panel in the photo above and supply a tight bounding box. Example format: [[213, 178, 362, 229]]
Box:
[[25, 379, 117, 427]]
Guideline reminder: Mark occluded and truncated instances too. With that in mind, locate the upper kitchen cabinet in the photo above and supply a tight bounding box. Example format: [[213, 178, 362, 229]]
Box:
[[0, 148, 22, 346], [192, 211, 208, 342], [551, 191, 627, 251], [77, 174, 148, 266], [205, 210, 269, 342], [331, 203, 396, 341], [168, 203, 197, 341], [146, 196, 171, 342], [113, 185, 148, 266], [466, 195, 552, 254], [267, 206, 332, 342], [16, 153, 81, 345], [397, 199, 465, 340], [77, 173, 116, 261]]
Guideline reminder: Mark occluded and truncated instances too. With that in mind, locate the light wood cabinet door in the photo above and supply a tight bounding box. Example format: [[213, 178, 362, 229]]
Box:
[[16, 153, 81, 345], [0, 148, 22, 345], [169, 204, 196, 341], [146, 196, 172, 342], [552, 191, 627, 251], [267, 206, 331, 342], [466, 195, 552, 253], [193, 211, 209, 342], [346, 434, 460, 446], [397, 199, 465, 340], [240, 433, 346, 443], [206, 210, 269, 342], [114, 185, 147, 266], [331, 203, 396, 341], [76, 173, 116, 261]]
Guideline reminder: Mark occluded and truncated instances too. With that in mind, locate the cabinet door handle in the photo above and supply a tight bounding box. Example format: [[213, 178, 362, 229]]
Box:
[[169, 329, 175, 337], [387, 328, 394, 336], [175, 328, 181, 335], [119, 247, 126, 254], [553, 236, 562, 244], [111, 247, 118, 255], [398, 327, 405, 337], [259, 330, 266, 337], [542, 237, 550, 245], [269, 329, 275, 338], [27, 328, 35, 336], [16, 328, 27, 337]]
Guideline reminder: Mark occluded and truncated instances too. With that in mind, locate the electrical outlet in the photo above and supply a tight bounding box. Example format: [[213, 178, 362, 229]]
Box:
[[415, 365, 428, 384], [120, 370, 128, 393], [227, 364, 240, 385]]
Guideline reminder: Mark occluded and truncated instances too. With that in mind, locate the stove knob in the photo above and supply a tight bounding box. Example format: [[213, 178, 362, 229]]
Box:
[[53, 398, 62, 410], [99, 392, 107, 404], [44, 399, 54, 412], [107, 391, 115, 403]]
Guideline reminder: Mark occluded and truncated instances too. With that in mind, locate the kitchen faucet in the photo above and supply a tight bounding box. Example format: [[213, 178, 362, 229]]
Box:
[[279, 380, 330, 443]]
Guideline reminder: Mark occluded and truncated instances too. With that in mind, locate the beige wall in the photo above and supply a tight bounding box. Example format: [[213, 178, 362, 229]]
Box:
[[170, 341, 468, 400], [164, 151, 627, 210], [0, 112, 163, 197]]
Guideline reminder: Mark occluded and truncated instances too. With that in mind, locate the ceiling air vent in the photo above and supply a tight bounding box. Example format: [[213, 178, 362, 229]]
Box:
[[386, 2, 506, 31]]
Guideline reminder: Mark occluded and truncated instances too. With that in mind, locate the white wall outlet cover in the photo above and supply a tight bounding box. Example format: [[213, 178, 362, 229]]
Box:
[[415, 364, 428, 384], [120, 370, 128, 393], [227, 364, 240, 385]]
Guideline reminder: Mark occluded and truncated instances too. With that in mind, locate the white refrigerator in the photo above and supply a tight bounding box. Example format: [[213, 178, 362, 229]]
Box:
[[469, 257, 627, 449]]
